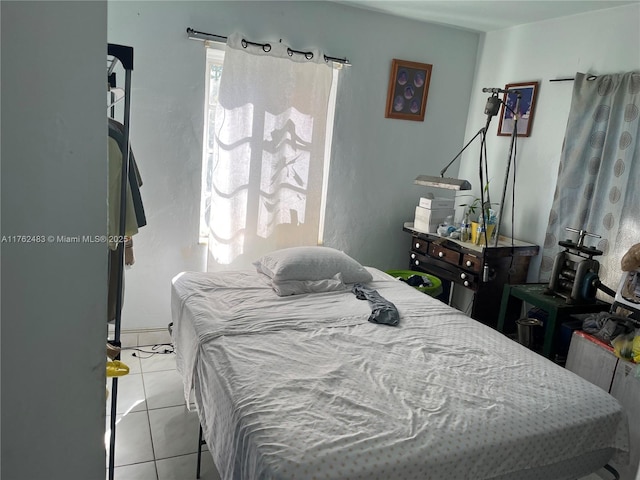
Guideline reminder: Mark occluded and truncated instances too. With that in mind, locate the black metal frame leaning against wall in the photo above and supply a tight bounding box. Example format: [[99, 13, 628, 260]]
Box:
[[106, 42, 133, 480]]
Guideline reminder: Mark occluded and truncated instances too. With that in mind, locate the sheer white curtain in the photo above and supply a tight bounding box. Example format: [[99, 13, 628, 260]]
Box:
[[206, 33, 335, 271], [540, 72, 640, 290]]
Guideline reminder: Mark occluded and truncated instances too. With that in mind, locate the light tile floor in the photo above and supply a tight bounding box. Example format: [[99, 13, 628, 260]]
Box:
[[105, 347, 221, 480], [104, 344, 610, 480]]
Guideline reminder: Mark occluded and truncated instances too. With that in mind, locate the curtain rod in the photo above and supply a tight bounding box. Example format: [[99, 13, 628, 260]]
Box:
[[186, 28, 351, 66], [549, 75, 598, 82]]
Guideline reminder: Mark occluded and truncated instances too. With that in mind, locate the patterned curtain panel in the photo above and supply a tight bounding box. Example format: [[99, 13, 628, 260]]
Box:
[[540, 72, 640, 292], [206, 33, 333, 271]]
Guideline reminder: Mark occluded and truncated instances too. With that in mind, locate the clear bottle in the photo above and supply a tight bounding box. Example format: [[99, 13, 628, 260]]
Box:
[[475, 223, 485, 245], [460, 212, 470, 242]]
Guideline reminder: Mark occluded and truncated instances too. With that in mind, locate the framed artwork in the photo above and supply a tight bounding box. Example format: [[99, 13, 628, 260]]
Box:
[[497, 81, 539, 137], [385, 59, 432, 121]]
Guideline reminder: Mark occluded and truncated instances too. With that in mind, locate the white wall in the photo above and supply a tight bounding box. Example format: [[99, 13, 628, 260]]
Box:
[[457, 4, 640, 281], [108, 1, 480, 330], [1, 2, 108, 479]]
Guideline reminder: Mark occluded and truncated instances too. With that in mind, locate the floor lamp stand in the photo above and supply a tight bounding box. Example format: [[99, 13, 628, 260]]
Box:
[[493, 95, 521, 247]]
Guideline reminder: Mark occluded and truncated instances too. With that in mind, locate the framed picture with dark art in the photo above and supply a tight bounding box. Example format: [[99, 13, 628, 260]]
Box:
[[497, 81, 539, 137], [385, 59, 432, 121]]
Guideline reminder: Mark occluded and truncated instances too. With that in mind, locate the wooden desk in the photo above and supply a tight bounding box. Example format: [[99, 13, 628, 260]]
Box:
[[497, 283, 611, 359], [403, 222, 539, 326]]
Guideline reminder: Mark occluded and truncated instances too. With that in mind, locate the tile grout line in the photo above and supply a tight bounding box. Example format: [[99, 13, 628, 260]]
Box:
[[139, 361, 160, 480], [144, 362, 201, 466], [114, 346, 191, 479]]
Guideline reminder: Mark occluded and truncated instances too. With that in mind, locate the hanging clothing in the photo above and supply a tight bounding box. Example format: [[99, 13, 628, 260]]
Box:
[[108, 136, 139, 248], [124, 237, 135, 266], [107, 119, 146, 322], [108, 118, 146, 229], [106, 237, 137, 322]]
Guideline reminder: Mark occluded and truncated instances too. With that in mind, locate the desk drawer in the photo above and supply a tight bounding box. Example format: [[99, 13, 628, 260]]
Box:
[[411, 236, 429, 254], [429, 244, 461, 266], [409, 252, 427, 268], [458, 270, 477, 289], [462, 253, 482, 273], [410, 253, 479, 291]]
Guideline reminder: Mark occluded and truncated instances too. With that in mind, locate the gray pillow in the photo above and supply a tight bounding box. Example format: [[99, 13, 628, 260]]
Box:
[[271, 275, 348, 296], [254, 246, 373, 284]]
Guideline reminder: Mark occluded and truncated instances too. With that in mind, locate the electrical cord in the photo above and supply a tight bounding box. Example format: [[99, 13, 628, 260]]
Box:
[[507, 127, 517, 279], [499, 97, 519, 279], [478, 131, 489, 249], [123, 343, 175, 358]]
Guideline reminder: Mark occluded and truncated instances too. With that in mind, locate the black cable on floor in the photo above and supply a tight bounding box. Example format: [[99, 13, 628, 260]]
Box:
[[122, 343, 175, 358]]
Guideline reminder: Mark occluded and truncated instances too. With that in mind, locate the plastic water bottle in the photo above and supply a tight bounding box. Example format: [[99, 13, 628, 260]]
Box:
[[475, 223, 485, 245], [460, 213, 470, 242]]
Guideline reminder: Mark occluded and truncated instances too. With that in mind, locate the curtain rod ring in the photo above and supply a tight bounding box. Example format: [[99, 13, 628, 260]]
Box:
[[187, 28, 350, 65], [287, 47, 314, 60], [241, 38, 271, 52]]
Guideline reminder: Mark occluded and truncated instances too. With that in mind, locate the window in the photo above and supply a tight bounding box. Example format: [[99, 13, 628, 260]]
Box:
[[199, 47, 225, 243], [199, 40, 340, 270]]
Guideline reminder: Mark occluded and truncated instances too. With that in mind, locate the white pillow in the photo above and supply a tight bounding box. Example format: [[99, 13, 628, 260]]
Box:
[[271, 274, 348, 297], [254, 246, 373, 284]]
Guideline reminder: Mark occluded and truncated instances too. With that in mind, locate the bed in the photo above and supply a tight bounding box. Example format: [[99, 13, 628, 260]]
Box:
[[171, 247, 629, 480]]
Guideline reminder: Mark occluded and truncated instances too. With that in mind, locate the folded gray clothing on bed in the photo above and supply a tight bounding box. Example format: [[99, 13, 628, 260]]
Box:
[[351, 283, 400, 326]]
